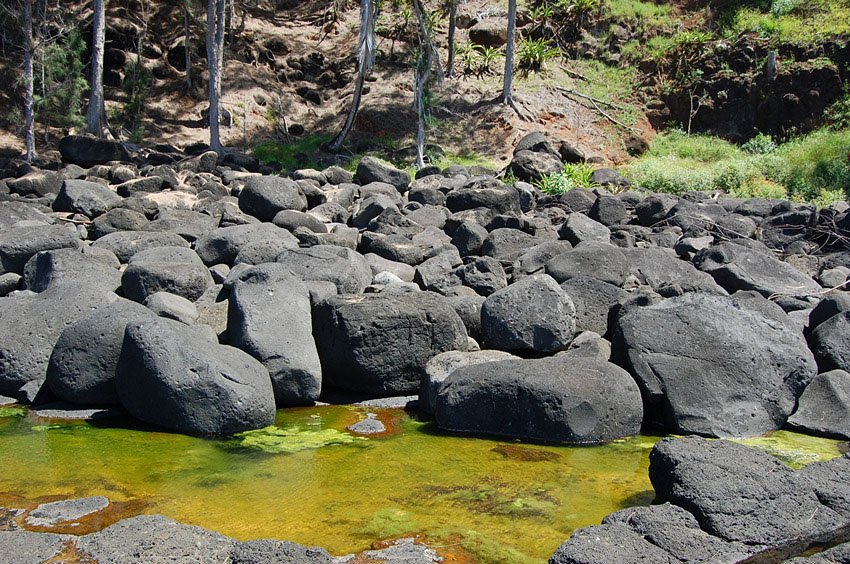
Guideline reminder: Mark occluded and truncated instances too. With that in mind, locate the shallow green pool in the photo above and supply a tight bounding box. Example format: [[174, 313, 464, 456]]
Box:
[[0, 404, 844, 562]]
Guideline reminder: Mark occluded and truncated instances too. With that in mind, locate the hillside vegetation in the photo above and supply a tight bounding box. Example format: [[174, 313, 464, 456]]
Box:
[[0, 0, 848, 203]]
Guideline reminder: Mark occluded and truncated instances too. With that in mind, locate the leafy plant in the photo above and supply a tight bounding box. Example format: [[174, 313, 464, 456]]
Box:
[[517, 37, 562, 72], [742, 133, 777, 155], [534, 163, 598, 194]]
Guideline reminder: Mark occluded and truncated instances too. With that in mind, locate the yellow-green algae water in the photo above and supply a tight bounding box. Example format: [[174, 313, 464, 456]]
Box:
[[0, 404, 844, 563]]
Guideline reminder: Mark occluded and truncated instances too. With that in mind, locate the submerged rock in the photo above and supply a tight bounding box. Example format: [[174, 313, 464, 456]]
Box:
[[26, 496, 110, 527]]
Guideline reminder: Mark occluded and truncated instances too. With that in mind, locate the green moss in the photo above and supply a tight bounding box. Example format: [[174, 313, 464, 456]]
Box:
[[719, 0, 850, 42], [362, 508, 419, 538], [225, 425, 364, 455], [737, 430, 844, 469], [0, 405, 27, 418]]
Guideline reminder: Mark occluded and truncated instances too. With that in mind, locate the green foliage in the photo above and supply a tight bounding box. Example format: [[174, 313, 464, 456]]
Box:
[[455, 42, 502, 76], [113, 57, 153, 143], [34, 28, 88, 130], [253, 134, 332, 170], [825, 88, 850, 131], [717, 0, 850, 42], [625, 127, 850, 206], [741, 133, 777, 155], [534, 162, 598, 194], [517, 37, 562, 72]]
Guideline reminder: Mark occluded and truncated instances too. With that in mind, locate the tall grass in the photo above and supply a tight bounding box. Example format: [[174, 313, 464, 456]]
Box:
[[624, 128, 850, 207]]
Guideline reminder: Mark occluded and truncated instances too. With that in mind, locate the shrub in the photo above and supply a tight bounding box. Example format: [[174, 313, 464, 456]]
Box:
[[741, 133, 777, 155]]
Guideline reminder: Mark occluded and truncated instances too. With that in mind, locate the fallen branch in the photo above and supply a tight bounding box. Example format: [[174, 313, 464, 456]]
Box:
[[553, 86, 627, 111]]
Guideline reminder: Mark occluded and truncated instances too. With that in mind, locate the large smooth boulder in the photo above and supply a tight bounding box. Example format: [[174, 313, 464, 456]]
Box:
[[238, 176, 307, 222], [89, 208, 150, 239], [355, 156, 411, 194], [445, 183, 521, 216], [435, 355, 643, 444], [313, 292, 467, 396], [694, 241, 822, 298], [787, 370, 850, 439], [52, 179, 122, 218], [122, 246, 213, 303], [228, 265, 321, 406], [549, 523, 676, 564], [558, 213, 610, 245], [481, 274, 576, 353], [23, 247, 121, 293], [0, 201, 54, 229], [810, 311, 850, 373], [194, 224, 298, 266], [623, 247, 727, 295], [7, 171, 63, 197], [46, 299, 155, 405], [276, 246, 372, 294], [649, 437, 847, 548], [545, 241, 629, 286], [419, 349, 518, 415], [58, 135, 130, 167], [0, 225, 81, 275], [0, 284, 117, 397], [560, 276, 628, 337], [92, 231, 189, 263], [612, 292, 817, 437], [116, 317, 275, 435]]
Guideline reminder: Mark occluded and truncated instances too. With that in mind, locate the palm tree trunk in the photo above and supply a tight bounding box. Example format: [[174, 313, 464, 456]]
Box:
[[207, 0, 225, 152], [446, 1, 457, 78], [23, 0, 35, 161], [502, 0, 516, 105], [85, 0, 107, 137], [184, 1, 192, 90], [327, 0, 375, 153]]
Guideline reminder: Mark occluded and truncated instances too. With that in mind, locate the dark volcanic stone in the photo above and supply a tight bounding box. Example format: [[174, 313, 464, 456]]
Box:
[[53, 179, 122, 217], [810, 311, 850, 374], [46, 299, 155, 405], [276, 245, 372, 294], [0, 284, 116, 397], [116, 317, 275, 435], [436, 355, 643, 444], [612, 292, 816, 437], [238, 176, 307, 222], [481, 274, 575, 353], [545, 242, 629, 286], [58, 135, 131, 167], [194, 224, 298, 266], [313, 292, 467, 396], [649, 437, 846, 547], [0, 225, 81, 275], [92, 231, 189, 263], [787, 370, 850, 439], [228, 265, 322, 406], [121, 246, 212, 303]]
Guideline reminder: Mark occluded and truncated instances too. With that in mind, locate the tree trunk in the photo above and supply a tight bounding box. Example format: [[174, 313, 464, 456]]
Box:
[[412, 0, 430, 169], [446, 1, 457, 78], [207, 0, 225, 152], [183, 1, 192, 90], [85, 0, 107, 137], [327, 0, 375, 153], [23, 0, 35, 161], [502, 0, 516, 105]]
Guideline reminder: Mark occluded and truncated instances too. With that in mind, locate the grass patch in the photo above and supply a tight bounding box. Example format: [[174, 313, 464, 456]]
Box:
[[565, 60, 642, 125], [624, 127, 850, 206], [252, 134, 332, 170], [605, 0, 675, 26], [717, 0, 850, 42]]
